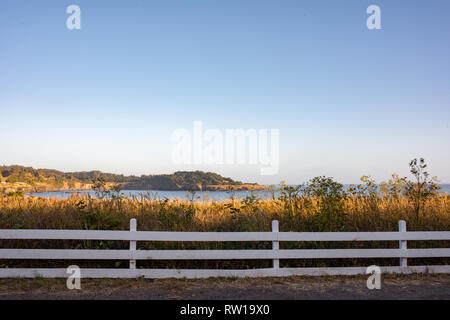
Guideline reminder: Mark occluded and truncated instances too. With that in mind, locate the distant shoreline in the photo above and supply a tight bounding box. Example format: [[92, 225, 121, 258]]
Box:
[[0, 166, 266, 194], [5, 184, 268, 195], [24, 189, 274, 202], [23, 183, 450, 199], [22, 185, 268, 194]]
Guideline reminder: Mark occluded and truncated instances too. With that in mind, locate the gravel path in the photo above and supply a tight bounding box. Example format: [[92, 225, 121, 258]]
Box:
[[0, 274, 448, 300]]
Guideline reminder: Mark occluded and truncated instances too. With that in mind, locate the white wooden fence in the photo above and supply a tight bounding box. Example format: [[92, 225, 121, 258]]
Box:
[[0, 219, 449, 279]]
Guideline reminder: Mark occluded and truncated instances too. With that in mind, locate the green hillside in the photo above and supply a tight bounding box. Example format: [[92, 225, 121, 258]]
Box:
[[0, 165, 246, 191]]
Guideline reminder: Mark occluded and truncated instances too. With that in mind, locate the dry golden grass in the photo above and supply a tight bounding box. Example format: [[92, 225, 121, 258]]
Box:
[[0, 194, 448, 268], [0, 195, 448, 231]]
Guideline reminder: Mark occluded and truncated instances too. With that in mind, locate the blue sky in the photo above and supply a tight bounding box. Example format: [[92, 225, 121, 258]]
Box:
[[1, 0, 450, 184]]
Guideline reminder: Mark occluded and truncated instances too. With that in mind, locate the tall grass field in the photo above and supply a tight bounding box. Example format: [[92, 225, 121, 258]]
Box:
[[1, 175, 449, 269]]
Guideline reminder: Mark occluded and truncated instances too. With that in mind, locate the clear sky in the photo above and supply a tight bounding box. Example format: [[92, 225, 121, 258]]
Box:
[[1, 0, 450, 184]]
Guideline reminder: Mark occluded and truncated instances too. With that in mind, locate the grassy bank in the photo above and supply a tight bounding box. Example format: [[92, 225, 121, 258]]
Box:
[[1, 158, 448, 268], [1, 194, 449, 232], [0, 193, 449, 269]]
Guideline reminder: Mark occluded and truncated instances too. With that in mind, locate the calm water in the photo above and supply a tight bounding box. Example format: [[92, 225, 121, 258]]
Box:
[[26, 189, 272, 201], [27, 185, 450, 201]]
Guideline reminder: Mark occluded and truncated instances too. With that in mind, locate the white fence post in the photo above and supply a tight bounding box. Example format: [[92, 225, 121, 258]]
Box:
[[272, 220, 279, 269], [130, 218, 137, 269], [399, 220, 407, 267]]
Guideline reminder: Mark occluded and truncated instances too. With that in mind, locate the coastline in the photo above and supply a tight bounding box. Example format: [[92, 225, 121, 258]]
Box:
[[2, 183, 267, 195]]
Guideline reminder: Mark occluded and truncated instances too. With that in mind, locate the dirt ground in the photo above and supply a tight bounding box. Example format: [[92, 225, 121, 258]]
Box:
[[0, 274, 448, 300]]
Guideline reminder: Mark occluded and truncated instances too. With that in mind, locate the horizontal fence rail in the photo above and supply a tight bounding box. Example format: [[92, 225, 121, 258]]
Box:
[[0, 219, 449, 278], [1, 230, 449, 241], [1, 248, 449, 260]]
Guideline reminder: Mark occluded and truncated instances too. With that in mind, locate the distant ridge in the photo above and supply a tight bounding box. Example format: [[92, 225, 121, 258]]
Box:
[[0, 165, 264, 193]]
